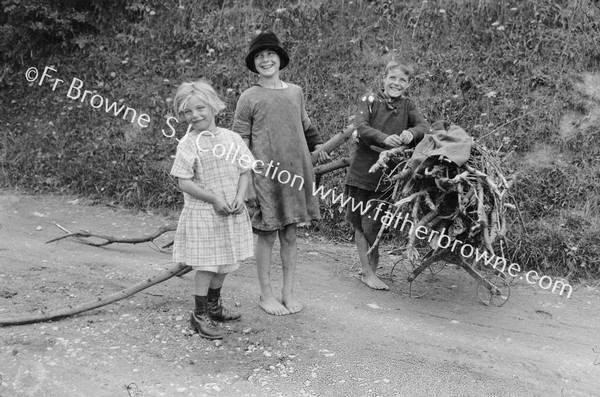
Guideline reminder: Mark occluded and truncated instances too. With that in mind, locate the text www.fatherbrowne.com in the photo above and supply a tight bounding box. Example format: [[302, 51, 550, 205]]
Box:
[[194, 131, 573, 299]]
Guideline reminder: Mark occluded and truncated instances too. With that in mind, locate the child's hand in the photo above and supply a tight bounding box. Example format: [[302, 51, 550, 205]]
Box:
[[230, 195, 246, 214], [212, 199, 232, 215], [383, 134, 405, 147], [311, 149, 331, 164], [399, 130, 414, 144]]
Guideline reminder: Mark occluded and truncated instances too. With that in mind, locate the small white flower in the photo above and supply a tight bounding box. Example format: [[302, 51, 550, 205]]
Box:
[[149, 10, 156, 16], [497, 25, 505, 31], [492, 21, 500, 26], [439, 9, 446, 13], [367, 95, 375, 102], [485, 91, 497, 98], [510, 7, 517, 11]]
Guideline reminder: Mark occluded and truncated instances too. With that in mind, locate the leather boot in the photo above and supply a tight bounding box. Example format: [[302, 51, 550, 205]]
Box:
[[208, 297, 241, 323], [190, 296, 225, 339]]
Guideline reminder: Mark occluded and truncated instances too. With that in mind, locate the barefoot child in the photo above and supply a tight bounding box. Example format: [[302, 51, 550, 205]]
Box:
[[232, 31, 329, 315], [171, 80, 254, 339], [346, 60, 430, 290]]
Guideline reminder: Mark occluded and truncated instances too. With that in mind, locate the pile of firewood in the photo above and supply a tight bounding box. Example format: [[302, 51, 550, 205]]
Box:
[[368, 137, 516, 262]]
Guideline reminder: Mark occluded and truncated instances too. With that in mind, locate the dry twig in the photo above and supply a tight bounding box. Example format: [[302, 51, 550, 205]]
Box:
[[46, 224, 176, 248], [369, 139, 516, 262]]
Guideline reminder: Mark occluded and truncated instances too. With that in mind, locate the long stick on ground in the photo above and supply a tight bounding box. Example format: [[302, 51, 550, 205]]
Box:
[[46, 224, 176, 247], [0, 262, 189, 327]]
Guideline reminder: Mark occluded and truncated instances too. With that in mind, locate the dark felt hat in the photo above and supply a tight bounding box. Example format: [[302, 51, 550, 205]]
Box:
[[245, 32, 289, 74]]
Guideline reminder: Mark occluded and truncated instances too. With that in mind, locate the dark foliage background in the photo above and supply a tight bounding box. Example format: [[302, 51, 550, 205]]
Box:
[[1, 0, 599, 280]]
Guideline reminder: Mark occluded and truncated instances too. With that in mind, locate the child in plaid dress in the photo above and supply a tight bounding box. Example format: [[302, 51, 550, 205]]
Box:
[[171, 80, 254, 339]]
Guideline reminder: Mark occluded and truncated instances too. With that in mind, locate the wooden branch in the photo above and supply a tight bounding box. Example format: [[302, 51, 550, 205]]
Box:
[[311, 124, 355, 165], [367, 204, 401, 256], [476, 181, 495, 255], [393, 191, 426, 208], [46, 225, 176, 247], [406, 199, 422, 261], [369, 145, 410, 173], [314, 157, 351, 175], [0, 262, 189, 327]]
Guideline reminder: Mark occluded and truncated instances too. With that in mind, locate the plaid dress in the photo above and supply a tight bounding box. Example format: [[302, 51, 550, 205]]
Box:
[[170, 127, 254, 273]]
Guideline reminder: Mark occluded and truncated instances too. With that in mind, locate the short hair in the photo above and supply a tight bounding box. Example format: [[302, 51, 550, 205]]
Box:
[[384, 60, 414, 78], [173, 80, 226, 117]]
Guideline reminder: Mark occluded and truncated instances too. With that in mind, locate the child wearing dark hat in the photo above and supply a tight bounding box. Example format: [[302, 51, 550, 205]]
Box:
[[346, 60, 430, 290], [233, 31, 329, 316]]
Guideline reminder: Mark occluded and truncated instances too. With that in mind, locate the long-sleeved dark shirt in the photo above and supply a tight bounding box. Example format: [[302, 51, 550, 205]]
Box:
[[346, 90, 430, 191]]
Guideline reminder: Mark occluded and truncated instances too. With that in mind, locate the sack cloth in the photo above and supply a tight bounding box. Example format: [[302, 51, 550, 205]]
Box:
[[409, 122, 473, 173]]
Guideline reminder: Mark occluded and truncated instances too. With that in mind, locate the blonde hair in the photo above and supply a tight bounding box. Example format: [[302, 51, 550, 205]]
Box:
[[384, 60, 414, 78], [173, 80, 226, 117]]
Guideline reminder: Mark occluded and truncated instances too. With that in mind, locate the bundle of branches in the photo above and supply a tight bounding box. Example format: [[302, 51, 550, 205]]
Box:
[[368, 130, 516, 265]]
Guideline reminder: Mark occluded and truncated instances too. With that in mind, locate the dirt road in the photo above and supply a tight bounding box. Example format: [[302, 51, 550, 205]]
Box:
[[1, 191, 599, 397]]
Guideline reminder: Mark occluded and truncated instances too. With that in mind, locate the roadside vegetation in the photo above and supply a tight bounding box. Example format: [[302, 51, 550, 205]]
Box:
[[1, 0, 599, 280]]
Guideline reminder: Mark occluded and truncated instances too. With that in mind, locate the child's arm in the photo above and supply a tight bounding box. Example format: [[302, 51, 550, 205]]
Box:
[[178, 178, 231, 215], [405, 101, 430, 145], [353, 97, 390, 147], [303, 123, 323, 152], [298, 87, 330, 162], [232, 94, 253, 147], [231, 170, 251, 214], [302, 111, 331, 164]]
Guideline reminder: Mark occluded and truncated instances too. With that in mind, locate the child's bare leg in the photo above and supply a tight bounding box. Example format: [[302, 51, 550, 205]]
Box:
[[279, 224, 302, 313], [209, 273, 226, 290], [256, 232, 289, 315], [355, 229, 389, 290], [194, 270, 213, 296]]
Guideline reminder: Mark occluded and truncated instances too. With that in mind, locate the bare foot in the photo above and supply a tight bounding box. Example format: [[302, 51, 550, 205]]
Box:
[[259, 296, 290, 316], [361, 273, 389, 290], [282, 297, 303, 314]]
